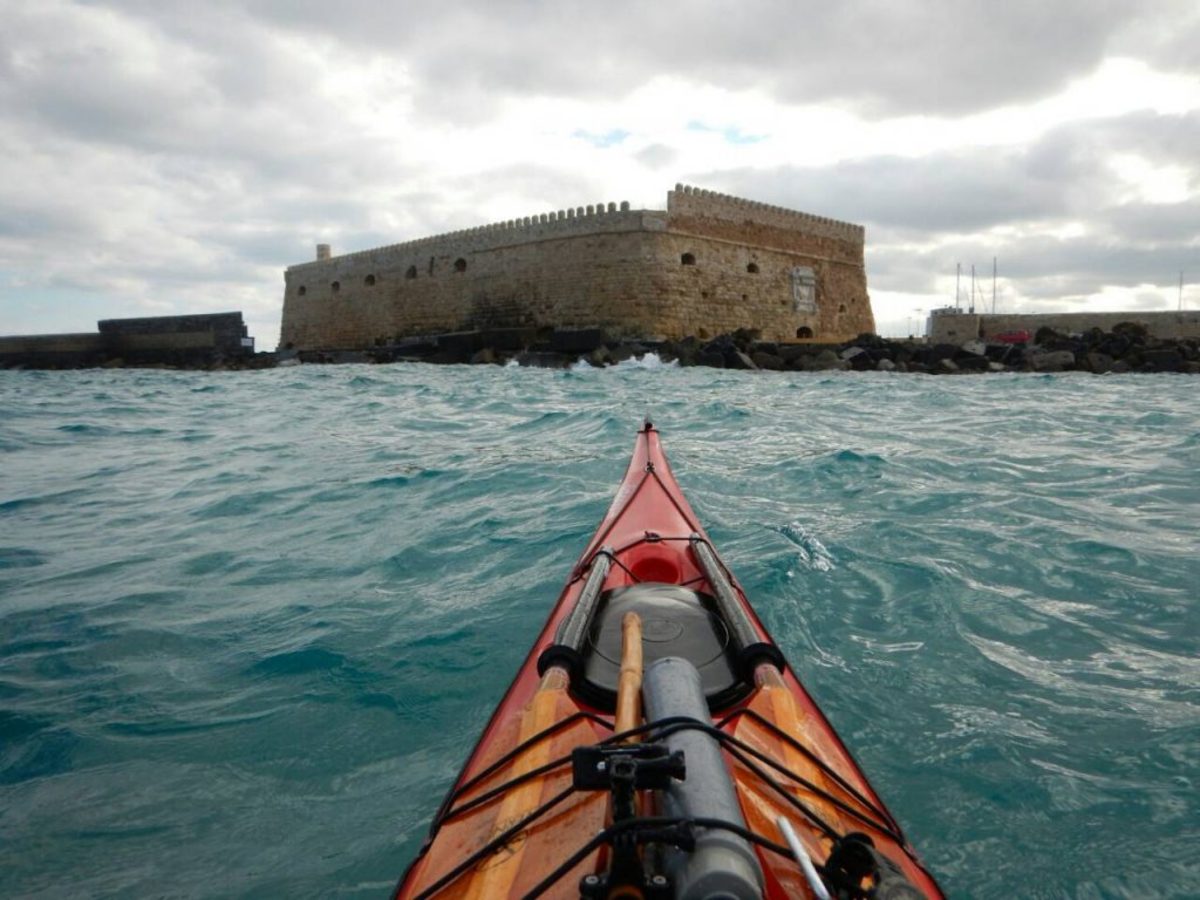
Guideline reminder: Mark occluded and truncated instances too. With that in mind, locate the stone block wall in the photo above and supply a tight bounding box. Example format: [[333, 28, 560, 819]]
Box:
[[929, 310, 1200, 343], [280, 186, 873, 350], [99, 312, 250, 353], [1, 313, 253, 368]]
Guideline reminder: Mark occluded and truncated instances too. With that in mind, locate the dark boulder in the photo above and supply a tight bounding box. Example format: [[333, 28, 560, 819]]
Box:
[[750, 350, 785, 370], [437, 331, 484, 359], [1028, 350, 1076, 372], [985, 343, 1014, 363], [851, 332, 887, 349], [1112, 321, 1149, 341], [588, 346, 613, 367], [481, 327, 536, 351], [919, 343, 960, 365], [726, 349, 759, 370], [551, 328, 608, 354], [956, 355, 991, 372], [702, 334, 736, 356], [1140, 349, 1185, 372], [667, 336, 702, 366], [731, 327, 761, 351], [776, 344, 813, 365], [1035, 325, 1067, 345], [806, 349, 846, 371]]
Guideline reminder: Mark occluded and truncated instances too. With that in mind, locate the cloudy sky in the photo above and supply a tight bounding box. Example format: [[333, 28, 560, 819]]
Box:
[[2, 1, 1198, 348]]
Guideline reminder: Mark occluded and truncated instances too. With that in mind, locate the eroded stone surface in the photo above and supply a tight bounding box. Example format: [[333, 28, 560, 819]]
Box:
[[280, 186, 873, 351]]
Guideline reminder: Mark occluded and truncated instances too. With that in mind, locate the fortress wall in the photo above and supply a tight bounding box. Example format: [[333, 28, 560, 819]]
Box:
[[285, 202, 649, 279], [282, 225, 664, 348], [644, 232, 872, 342], [663, 184, 873, 339], [280, 187, 873, 349], [667, 184, 864, 260]]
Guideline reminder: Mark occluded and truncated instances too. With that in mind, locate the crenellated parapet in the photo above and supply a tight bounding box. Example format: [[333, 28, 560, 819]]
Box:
[[289, 187, 862, 274], [288, 200, 640, 273], [667, 183, 864, 243]]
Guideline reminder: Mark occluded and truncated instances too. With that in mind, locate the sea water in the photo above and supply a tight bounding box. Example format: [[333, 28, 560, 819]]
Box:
[[1, 362, 1196, 899]]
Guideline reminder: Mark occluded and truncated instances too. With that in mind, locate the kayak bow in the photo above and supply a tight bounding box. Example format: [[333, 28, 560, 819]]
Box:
[[396, 422, 944, 899]]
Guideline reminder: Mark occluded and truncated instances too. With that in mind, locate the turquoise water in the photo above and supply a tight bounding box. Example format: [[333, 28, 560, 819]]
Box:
[[1, 362, 1197, 899]]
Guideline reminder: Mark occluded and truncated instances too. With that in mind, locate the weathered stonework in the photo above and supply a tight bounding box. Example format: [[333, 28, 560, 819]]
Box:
[[279, 186, 874, 350], [928, 308, 1200, 343]]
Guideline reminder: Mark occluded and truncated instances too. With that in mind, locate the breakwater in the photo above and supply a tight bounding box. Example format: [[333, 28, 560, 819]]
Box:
[[293, 321, 1200, 374], [0, 313, 267, 371]]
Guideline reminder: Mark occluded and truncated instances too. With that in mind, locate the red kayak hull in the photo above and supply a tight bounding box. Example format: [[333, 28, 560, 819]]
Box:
[[397, 423, 944, 899]]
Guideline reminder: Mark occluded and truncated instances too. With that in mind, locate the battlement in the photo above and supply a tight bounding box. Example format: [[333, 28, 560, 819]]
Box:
[[288, 186, 863, 274], [667, 183, 864, 242], [287, 200, 643, 273]]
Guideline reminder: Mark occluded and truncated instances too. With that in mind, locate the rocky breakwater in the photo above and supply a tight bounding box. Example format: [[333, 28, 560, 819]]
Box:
[[799, 322, 1199, 375], [656, 323, 1199, 374], [287, 322, 1199, 374]]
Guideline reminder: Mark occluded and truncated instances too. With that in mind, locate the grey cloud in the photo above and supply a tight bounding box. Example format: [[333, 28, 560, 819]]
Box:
[[636, 144, 679, 169], [1116, 4, 1200, 74], [1101, 200, 1200, 245], [868, 228, 1193, 302], [86, 0, 1195, 122], [700, 111, 1199, 302], [703, 110, 1199, 236], [1132, 291, 1171, 309]]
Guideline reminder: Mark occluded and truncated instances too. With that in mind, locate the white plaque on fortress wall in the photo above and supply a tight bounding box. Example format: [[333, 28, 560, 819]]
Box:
[[791, 267, 817, 314]]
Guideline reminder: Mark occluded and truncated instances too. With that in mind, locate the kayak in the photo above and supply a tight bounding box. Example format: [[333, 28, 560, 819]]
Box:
[[395, 422, 944, 899]]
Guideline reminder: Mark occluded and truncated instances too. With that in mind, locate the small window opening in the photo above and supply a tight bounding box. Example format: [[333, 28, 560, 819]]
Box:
[[681, 252, 696, 266], [365, 274, 377, 286], [298, 285, 307, 296], [698, 327, 710, 339], [406, 265, 417, 280], [796, 326, 814, 339], [428, 256, 435, 275], [700, 290, 709, 299], [746, 262, 759, 274], [838, 303, 847, 313], [331, 281, 340, 294], [454, 258, 467, 272]]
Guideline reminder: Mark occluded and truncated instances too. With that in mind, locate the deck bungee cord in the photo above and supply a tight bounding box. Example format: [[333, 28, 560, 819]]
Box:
[[411, 708, 923, 899]]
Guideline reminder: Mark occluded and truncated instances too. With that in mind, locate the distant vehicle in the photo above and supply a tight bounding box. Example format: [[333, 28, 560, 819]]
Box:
[[992, 329, 1032, 344]]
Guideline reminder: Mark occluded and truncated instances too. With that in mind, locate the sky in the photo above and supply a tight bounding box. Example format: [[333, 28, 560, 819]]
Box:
[[1, 1, 1198, 348]]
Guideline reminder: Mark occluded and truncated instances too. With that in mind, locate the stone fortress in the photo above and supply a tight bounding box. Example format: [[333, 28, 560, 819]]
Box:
[[279, 185, 874, 351]]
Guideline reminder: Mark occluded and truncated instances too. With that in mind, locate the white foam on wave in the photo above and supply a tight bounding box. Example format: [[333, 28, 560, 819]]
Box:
[[614, 352, 678, 370]]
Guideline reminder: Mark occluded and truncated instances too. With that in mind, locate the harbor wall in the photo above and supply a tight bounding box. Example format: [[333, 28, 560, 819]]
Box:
[[929, 310, 1200, 343], [279, 185, 873, 350], [0, 313, 254, 369]]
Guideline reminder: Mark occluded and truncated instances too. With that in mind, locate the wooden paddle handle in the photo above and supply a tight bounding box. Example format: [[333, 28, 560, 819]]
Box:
[[614, 612, 643, 738]]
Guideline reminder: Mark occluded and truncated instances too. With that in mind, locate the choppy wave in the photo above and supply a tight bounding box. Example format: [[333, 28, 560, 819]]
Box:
[[1, 365, 1197, 898]]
